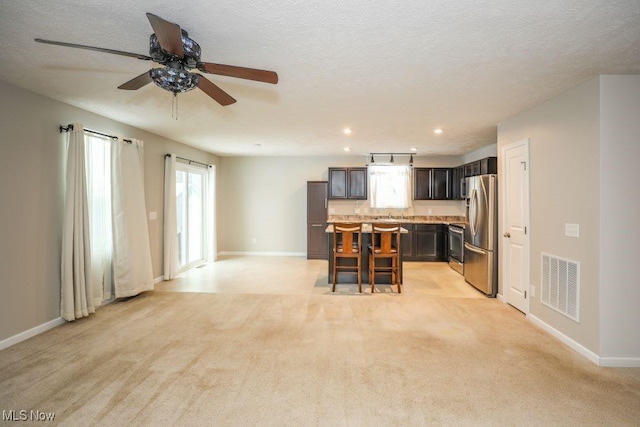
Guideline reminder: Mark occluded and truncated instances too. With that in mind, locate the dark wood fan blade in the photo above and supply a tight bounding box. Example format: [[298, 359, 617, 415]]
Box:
[[198, 62, 278, 84], [197, 75, 236, 106], [146, 13, 184, 57], [34, 38, 152, 61], [118, 71, 153, 90]]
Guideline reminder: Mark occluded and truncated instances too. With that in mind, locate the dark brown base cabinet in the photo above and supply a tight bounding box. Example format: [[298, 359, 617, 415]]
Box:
[[402, 224, 448, 262], [307, 224, 328, 259], [307, 181, 328, 259]]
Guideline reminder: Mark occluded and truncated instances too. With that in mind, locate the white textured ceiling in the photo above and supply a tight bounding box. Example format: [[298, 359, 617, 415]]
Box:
[[1, 0, 639, 157]]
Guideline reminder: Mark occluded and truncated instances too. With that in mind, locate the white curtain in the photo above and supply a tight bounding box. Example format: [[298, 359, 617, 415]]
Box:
[[205, 164, 217, 262], [61, 123, 95, 321], [111, 138, 154, 297], [163, 154, 178, 279], [369, 165, 413, 209]]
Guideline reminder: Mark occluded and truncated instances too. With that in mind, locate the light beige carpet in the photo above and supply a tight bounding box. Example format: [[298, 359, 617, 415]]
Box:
[[1, 259, 639, 426]]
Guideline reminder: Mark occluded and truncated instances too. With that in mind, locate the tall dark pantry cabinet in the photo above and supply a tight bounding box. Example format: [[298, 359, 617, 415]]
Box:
[[307, 181, 329, 259]]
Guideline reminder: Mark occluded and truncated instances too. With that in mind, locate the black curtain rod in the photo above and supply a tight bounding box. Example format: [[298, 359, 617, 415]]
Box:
[[165, 154, 211, 168], [59, 124, 132, 144]]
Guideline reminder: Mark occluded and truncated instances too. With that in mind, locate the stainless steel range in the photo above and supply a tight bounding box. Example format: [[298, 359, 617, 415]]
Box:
[[448, 223, 464, 274]]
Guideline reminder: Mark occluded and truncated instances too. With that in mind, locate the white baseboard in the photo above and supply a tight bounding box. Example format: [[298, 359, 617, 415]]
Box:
[[527, 313, 601, 365], [218, 251, 307, 257], [0, 317, 65, 351], [153, 275, 164, 284], [527, 313, 640, 367], [498, 298, 640, 367], [598, 356, 640, 368]]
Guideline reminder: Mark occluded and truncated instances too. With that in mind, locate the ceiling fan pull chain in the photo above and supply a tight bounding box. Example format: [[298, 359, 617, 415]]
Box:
[[172, 93, 179, 120]]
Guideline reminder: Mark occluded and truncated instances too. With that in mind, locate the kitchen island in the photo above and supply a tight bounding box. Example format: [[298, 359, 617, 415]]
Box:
[[325, 215, 466, 284], [325, 223, 408, 285]]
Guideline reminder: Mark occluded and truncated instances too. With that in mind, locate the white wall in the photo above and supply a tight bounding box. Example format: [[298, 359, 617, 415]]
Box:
[[599, 75, 640, 359], [462, 143, 497, 164], [498, 77, 602, 353], [0, 80, 219, 342], [218, 156, 344, 254], [498, 75, 640, 363]]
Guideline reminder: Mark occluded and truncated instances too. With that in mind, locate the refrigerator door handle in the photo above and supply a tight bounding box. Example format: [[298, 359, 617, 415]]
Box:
[[464, 242, 486, 255], [469, 188, 478, 236]]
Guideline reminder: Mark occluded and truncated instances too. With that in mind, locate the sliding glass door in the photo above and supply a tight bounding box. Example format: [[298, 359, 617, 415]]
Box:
[[176, 163, 205, 271]]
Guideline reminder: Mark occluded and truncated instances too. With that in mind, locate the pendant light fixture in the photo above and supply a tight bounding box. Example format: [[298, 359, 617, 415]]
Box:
[[368, 152, 415, 165]]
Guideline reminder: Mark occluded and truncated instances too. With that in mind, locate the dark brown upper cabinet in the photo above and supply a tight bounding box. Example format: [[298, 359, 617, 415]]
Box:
[[328, 167, 367, 199], [480, 157, 498, 175], [464, 161, 481, 177], [413, 168, 451, 200], [451, 166, 465, 200], [464, 157, 497, 177]]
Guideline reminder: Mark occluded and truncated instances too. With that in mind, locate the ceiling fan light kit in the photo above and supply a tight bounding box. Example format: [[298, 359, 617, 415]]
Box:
[[150, 68, 200, 93], [35, 12, 278, 106]]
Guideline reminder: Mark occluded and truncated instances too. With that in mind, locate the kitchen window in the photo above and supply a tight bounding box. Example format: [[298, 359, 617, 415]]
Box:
[[368, 165, 412, 209]]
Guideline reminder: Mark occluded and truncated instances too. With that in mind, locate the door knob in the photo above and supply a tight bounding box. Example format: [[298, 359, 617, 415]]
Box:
[[504, 232, 511, 238]]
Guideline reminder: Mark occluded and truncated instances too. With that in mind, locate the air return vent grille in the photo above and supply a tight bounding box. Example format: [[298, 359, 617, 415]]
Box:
[[541, 253, 580, 322]]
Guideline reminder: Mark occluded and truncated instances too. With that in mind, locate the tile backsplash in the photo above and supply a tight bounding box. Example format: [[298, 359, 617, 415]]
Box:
[[328, 199, 465, 217]]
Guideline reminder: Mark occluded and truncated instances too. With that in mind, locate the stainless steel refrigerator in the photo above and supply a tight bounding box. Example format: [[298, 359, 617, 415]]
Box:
[[464, 174, 498, 296]]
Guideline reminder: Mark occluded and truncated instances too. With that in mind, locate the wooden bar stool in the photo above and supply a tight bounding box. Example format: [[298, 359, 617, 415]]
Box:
[[368, 222, 402, 293], [332, 222, 363, 293]]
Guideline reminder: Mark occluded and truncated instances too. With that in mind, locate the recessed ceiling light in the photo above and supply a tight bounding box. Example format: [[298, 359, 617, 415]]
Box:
[[410, 147, 417, 152], [344, 147, 351, 152], [434, 128, 443, 134], [343, 128, 352, 135]]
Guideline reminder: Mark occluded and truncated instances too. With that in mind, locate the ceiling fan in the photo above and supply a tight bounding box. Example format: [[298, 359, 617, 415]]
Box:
[[35, 12, 278, 106]]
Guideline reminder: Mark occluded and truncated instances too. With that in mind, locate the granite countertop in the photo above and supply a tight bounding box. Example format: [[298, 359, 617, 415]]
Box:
[[327, 215, 465, 225], [325, 223, 409, 233]]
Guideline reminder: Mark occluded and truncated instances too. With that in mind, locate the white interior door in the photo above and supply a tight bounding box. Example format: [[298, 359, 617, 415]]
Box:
[[502, 139, 530, 313]]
